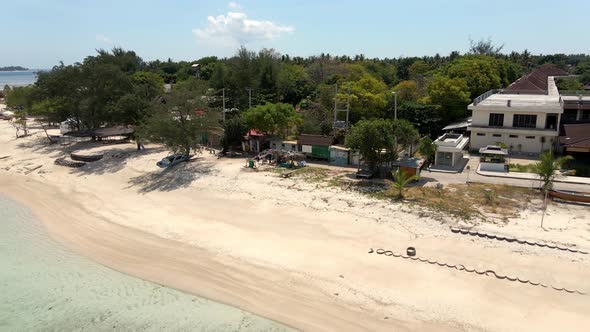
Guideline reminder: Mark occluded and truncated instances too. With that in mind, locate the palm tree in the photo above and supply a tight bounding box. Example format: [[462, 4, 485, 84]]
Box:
[[391, 168, 419, 199], [417, 137, 437, 165], [535, 151, 573, 192], [535, 151, 573, 228], [393, 119, 419, 155]]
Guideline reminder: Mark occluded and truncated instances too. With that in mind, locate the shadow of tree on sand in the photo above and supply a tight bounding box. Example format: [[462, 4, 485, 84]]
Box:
[[69, 145, 168, 176], [126, 160, 215, 193]]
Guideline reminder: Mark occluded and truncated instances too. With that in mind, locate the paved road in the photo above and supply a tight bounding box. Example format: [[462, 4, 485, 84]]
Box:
[[424, 158, 590, 193]]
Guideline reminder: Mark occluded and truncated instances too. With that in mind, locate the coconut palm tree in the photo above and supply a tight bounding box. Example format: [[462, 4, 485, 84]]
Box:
[[535, 151, 573, 192], [535, 151, 573, 228], [417, 136, 437, 165], [391, 168, 419, 199]]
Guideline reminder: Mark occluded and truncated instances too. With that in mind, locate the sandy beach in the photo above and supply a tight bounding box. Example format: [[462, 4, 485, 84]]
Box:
[[1, 117, 590, 331]]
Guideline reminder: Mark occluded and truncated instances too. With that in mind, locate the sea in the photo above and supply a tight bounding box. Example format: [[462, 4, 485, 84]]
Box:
[[0, 195, 293, 331], [0, 71, 39, 88]]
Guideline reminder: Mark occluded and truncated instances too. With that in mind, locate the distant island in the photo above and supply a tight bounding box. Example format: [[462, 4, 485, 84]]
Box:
[[0, 66, 29, 71]]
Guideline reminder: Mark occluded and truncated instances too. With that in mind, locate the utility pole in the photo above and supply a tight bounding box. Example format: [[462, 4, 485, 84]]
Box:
[[540, 189, 548, 228], [333, 83, 350, 132], [392, 91, 398, 120], [333, 83, 338, 127], [246, 88, 254, 109], [222, 88, 226, 124]]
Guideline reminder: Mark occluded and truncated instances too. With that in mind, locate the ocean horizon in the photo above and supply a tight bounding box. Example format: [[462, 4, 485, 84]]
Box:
[[0, 70, 40, 88]]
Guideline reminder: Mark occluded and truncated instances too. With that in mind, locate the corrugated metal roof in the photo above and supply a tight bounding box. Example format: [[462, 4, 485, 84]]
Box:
[[298, 134, 333, 146], [560, 123, 590, 148], [442, 117, 472, 131]]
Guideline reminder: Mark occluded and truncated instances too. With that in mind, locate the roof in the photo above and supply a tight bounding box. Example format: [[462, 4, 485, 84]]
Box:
[[63, 125, 135, 137], [247, 129, 267, 137], [479, 145, 508, 155], [503, 64, 568, 95], [560, 123, 590, 148], [298, 134, 333, 146], [442, 117, 472, 131], [393, 157, 425, 169], [330, 145, 350, 151]]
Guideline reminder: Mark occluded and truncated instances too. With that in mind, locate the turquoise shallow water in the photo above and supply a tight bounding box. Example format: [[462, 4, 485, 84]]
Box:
[[0, 195, 294, 332], [0, 71, 38, 87]]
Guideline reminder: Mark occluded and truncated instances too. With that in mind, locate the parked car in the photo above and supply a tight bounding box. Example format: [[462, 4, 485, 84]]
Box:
[[157, 154, 189, 168]]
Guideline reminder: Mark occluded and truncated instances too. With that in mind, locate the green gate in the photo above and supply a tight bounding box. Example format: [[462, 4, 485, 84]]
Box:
[[311, 145, 330, 159]]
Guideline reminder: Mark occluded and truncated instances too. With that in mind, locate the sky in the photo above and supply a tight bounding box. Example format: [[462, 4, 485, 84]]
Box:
[[1, 0, 589, 69]]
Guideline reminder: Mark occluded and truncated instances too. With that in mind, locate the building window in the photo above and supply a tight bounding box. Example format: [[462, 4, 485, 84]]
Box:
[[582, 110, 590, 120], [488, 113, 504, 127], [525, 136, 535, 139], [509, 135, 518, 138], [492, 134, 502, 137], [476, 133, 486, 136], [513, 114, 537, 128]]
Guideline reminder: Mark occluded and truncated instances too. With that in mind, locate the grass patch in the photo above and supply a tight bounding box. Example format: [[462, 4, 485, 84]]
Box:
[[508, 163, 537, 173], [267, 166, 331, 182], [362, 183, 540, 221]]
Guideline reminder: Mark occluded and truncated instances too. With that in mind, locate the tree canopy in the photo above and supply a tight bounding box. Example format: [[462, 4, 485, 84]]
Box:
[[138, 86, 220, 156], [345, 119, 398, 172], [242, 102, 302, 137]]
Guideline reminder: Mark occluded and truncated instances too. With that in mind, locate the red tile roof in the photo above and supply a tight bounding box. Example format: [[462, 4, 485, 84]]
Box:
[[503, 64, 568, 95], [247, 129, 267, 137]]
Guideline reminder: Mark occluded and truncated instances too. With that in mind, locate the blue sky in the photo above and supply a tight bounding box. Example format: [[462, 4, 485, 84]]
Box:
[[2, 0, 589, 69]]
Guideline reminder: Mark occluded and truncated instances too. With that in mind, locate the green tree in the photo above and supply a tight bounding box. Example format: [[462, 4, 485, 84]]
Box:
[[393, 119, 419, 155], [535, 151, 573, 191], [468, 37, 504, 56], [417, 137, 437, 163], [345, 119, 398, 172], [391, 168, 419, 198], [243, 102, 302, 137], [445, 56, 503, 97], [396, 102, 443, 138], [392, 80, 419, 103], [139, 88, 220, 157], [408, 60, 431, 80], [426, 75, 471, 121], [277, 64, 311, 105], [339, 73, 389, 119], [221, 116, 247, 150], [555, 77, 584, 91]]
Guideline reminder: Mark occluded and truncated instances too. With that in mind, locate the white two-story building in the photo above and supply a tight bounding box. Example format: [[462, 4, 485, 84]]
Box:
[[468, 66, 566, 154]]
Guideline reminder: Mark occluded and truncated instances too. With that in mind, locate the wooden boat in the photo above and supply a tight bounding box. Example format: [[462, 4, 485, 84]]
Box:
[[549, 189, 590, 203]]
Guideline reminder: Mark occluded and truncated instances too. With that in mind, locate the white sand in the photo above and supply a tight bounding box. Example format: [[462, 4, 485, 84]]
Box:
[[1, 120, 589, 331]]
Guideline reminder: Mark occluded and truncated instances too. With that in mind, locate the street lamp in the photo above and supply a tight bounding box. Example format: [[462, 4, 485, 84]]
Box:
[[392, 91, 397, 120]]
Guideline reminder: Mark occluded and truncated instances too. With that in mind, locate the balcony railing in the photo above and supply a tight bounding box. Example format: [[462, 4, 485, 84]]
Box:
[[473, 89, 503, 106]]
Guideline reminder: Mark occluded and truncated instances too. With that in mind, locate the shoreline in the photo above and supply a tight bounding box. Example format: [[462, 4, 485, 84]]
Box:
[[0, 176, 426, 331], [1, 121, 589, 331], [0, 194, 292, 331]]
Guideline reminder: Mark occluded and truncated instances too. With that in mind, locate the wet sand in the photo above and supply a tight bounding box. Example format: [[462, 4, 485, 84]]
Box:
[[0, 195, 293, 331]]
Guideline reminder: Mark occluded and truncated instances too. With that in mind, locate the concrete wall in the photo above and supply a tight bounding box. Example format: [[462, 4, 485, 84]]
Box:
[[270, 140, 298, 152], [472, 109, 551, 129], [452, 151, 463, 166], [470, 130, 556, 154], [480, 162, 506, 172]]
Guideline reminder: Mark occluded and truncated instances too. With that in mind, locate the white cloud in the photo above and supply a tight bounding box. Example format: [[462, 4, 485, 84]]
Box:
[[192, 11, 294, 49], [95, 34, 113, 44], [228, 1, 240, 9]]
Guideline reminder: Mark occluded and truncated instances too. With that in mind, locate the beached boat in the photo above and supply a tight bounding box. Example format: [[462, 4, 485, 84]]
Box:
[[549, 189, 590, 203]]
